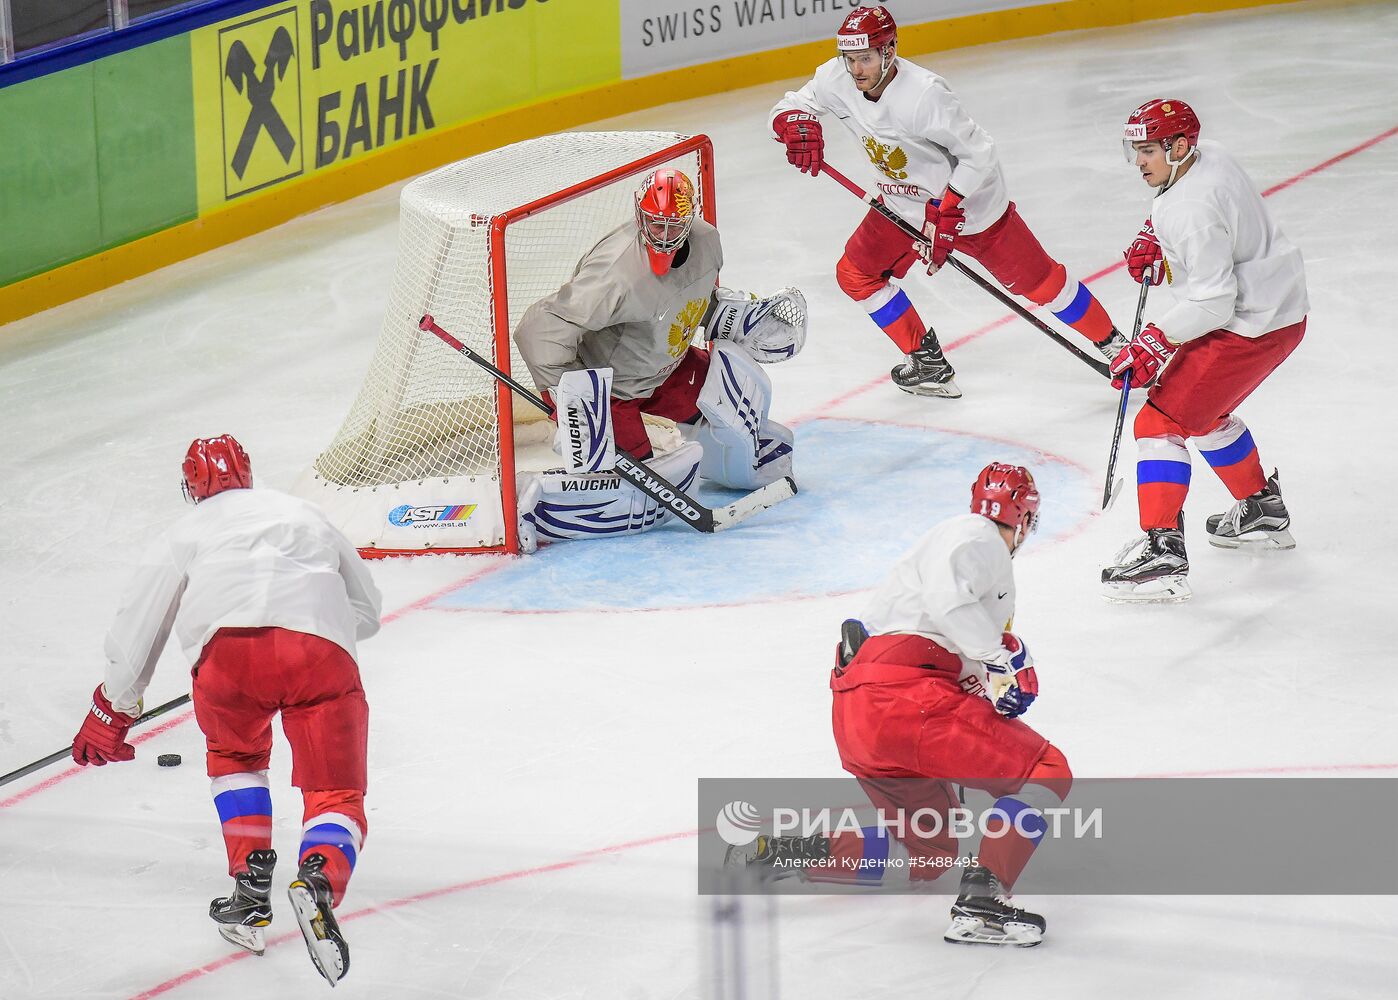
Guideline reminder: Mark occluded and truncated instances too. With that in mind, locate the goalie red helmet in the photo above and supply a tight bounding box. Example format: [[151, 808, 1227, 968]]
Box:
[[971, 463, 1040, 545], [635, 168, 697, 276], [1123, 99, 1201, 160], [836, 5, 897, 52], [182, 435, 253, 505]]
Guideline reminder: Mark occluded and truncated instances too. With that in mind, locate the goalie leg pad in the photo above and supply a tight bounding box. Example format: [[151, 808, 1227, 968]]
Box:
[[705, 286, 808, 363], [516, 442, 702, 552], [552, 368, 616, 474], [693, 342, 795, 490]]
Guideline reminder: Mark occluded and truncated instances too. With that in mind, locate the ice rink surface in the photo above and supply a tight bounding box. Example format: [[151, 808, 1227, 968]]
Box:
[[3, 1, 1398, 996]]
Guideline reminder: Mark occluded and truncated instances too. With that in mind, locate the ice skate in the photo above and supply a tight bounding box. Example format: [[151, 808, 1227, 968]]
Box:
[[210, 848, 276, 955], [724, 833, 830, 882], [944, 864, 1044, 947], [1101, 515, 1192, 603], [1206, 470, 1295, 550], [287, 853, 349, 987], [1095, 327, 1130, 362], [891, 328, 961, 398]]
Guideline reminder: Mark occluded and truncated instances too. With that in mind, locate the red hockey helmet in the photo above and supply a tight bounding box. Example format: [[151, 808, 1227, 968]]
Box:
[[970, 463, 1040, 546], [635, 168, 698, 276], [836, 5, 897, 53], [181, 435, 252, 505], [1123, 99, 1201, 161]]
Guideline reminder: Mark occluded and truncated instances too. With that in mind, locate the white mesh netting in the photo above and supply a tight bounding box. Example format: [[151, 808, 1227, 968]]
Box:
[[310, 131, 706, 489]]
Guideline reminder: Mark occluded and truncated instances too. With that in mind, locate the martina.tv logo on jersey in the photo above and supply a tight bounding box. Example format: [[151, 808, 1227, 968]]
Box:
[[387, 503, 478, 528]]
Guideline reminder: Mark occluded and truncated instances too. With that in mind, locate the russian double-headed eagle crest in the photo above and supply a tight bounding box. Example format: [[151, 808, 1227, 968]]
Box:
[[668, 297, 708, 358], [863, 136, 909, 180]]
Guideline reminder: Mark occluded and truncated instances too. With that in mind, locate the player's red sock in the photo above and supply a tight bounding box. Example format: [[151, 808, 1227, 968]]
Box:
[[1196, 415, 1267, 499], [836, 253, 925, 354], [211, 771, 273, 876], [1135, 404, 1190, 530], [1029, 264, 1115, 344], [978, 746, 1072, 891], [300, 790, 366, 905]]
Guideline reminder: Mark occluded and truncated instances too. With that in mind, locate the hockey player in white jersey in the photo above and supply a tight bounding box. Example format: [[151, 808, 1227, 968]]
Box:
[[769, 5, 1123, 398], [512, 167, 808, 550], [69, 435, 380, 986], [1102, 99, 1308, 602], [730, 464, 1070, 946]]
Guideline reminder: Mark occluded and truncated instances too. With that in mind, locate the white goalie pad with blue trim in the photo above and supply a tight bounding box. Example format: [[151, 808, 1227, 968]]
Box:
[[516, 441, 703, 553], [553, 368, 616, 474], [692, 342, 795, 490]]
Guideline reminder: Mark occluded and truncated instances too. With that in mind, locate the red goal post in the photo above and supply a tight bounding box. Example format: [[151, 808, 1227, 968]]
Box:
[[295, 132, 717, 557]]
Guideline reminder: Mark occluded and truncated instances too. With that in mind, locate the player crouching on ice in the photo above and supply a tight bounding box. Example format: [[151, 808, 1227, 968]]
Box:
[[70, 436, 381, 986], [1102, 99, 1307, 603], [511, 167, 808, 551], [727, 464, 1070, 947]]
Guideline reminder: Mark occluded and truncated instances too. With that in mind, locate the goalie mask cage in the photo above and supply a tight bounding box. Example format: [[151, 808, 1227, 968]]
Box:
[[295, 132, 716, 556]]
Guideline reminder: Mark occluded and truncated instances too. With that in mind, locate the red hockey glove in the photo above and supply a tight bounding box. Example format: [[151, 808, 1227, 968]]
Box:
[[72, 685, 138, 766], [1124, 219, 1165, 286], [987, 633, 1038, 719], [772, 111, 824, 176], [918, 190, 965, 274], [1110, 324, 1176, 389]]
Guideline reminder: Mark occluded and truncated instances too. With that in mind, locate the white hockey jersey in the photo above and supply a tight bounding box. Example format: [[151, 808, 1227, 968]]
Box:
[[771, 56, 1010, 236], [514, 220, 723, 401], [1152, 140, 1309, 343], [861, 513, 1016, 695], [102, 488, 382, 715]]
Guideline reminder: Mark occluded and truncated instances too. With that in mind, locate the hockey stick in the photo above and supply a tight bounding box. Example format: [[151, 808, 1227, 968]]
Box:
[[418, 316, 798, 534], [0, 693, 192, 789], [1101, 275, 1152, 510], [819, 162, 1112, 379]]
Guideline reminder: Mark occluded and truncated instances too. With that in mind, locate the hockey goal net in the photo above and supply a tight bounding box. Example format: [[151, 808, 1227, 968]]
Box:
[[295, 131, 716, 556]]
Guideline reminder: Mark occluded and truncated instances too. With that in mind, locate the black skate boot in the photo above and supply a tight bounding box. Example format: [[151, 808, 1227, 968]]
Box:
[[1101, 514, 1191, 603], [1095, 327, 1130, 363], [1206, 470, 1295, 550], [288, 853, 349, 987], [891, 328, 961, 398], [944, 864, 1045, 947], [724, 833, 830, 883], [210, 848, 276, 955]]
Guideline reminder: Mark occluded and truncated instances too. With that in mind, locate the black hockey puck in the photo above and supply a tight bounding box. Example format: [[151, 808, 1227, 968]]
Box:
[[157, 753, 183, 767]]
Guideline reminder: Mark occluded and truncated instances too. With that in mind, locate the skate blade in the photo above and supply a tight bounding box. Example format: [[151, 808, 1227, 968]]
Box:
[[895, 377, 962, 399], [943, 915, 1043, 947], [217, 922, 266, 956], [1101, 575, 1192, 604], [1207, 528, 1295, 551], [288, 883, 347, 988]]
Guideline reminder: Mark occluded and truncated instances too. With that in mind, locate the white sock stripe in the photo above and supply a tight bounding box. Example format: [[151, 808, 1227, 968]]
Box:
[[1046, 273, 1081, 312], [1137, 436, 1190, 462], [210, 771, 271, 796], [301, 811, 364, 850], [1194, 414, 1248, 450], [860, 284, 900, 315]]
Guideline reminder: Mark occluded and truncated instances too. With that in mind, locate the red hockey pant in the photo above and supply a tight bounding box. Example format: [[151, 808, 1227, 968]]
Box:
[[1135, 318, 1305, 530], [835, 202, 1115, 353], [193, 627, 369, 901], [830, 635, 1071, 889], [544, 348, 710, 459]]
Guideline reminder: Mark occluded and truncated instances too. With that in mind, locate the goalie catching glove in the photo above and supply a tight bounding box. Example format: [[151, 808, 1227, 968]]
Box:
[[984, 633, 1038, 719], [705, 287, 808, 364]]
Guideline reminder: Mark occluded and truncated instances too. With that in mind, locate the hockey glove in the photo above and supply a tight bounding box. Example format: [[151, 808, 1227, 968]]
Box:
[[1124, 219, 1166, 286], [772, 111, 824, 176], [986, 633, 1038, 719], [1110, 324, 1176, 389], [918, 190, 965, 274], [72, 685, 138, 766]]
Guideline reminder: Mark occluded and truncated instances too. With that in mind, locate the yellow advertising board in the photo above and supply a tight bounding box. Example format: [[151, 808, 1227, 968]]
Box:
[[189, 0, 620, 216]]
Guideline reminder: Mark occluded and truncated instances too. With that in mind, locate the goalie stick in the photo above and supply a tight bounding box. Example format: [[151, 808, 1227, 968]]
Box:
[[1102, 274, 1152, 510], [0, 693, 191, 789], [418, 316, 798, 535], [819, 162, 1111, 380]]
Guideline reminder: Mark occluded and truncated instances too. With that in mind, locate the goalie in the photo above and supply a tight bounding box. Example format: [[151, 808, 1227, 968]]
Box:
[[512, 167, 808, 550]]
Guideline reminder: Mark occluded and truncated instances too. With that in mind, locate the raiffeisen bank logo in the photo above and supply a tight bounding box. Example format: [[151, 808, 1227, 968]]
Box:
[[218, 6, 304, 198], [388, 503, 478, 528], [715, 801, 763, 846]]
